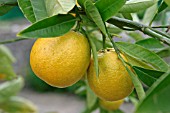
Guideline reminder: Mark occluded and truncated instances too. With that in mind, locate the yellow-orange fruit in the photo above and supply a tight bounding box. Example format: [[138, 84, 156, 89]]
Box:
[[87, 48, 134, 101], [99, 99, 124, 111], [30, 31, 91, 88]]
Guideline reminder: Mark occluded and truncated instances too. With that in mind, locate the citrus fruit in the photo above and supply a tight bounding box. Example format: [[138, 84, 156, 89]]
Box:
[[0, 74, 5, 80], [99, 99, 124, 111], [87, 48, 134, 101], [30, 31, 91, 88]]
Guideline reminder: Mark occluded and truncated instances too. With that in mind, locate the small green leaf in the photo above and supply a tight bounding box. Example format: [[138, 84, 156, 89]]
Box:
[[17, 14, 76, 38], [156, 47, 170, 58], [128, 32, 144, 41], [0, 57, 16, 80], [133, 66, 164, 87], [0, 96, 37, 113], [17, 0, 36, 23], [142, 3, 157, 24], [95, 0, 126, 21], [165, 0, 170, 6], [135, 71, 170, 113], [122, 13, 133, 20], [85, 30, 99, 77], [119, 0, 156, 13], [45, 0, 75, 16], [0, 0, 17, 4], [18, 0, 76, 23], [0, 5, 14, 16], [86, 82, 97, 109], [0, 77, 24, 103], [116, 42, 169, 72], [136, 38, 165, 51], [78, 0, 107, 35], [0, 45, 16, 63], [125, 54, 154, 70]]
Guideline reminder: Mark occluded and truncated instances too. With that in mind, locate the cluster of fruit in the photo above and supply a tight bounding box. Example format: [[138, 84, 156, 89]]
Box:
[[30, 31, 134, 110]]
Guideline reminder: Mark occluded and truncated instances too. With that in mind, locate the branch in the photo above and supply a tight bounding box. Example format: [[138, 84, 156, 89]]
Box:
[[107, 17, 170, 46], [0, 38, 28, 44]]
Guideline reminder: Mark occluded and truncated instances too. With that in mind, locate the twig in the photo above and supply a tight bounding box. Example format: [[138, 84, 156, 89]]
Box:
[[152, 25, 170, 29], [0, 38, 28, 44], [107, 17, 170, 46]]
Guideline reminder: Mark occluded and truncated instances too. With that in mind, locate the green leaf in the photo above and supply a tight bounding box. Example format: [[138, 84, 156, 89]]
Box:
[[45, 0, 75, 16], [0, 45, 16, 79], [0, 0, 17, 4], [95, 0, 126, 21], [116, 42, 169, 72], [17, 0, 36, 23], [0, 77, 24, 103], [78, 0, 107, 35], [0, 45, 16, 63], [0, 57, 16, 80], [156, 47, 170, 58], [136, 38, 165, 51], [86, 82, 97, 109], [85, 29, 99, 77], [17, 14, 76, 38], [17, 0, 75, 23], [144, 1, 168, 25], [119, 0, 156, 13], [133, 66, 164, 87], [0, 5, 14, 16], [0, 96, 37, 113], [125, 54, 154, 70], [122, 13, 133, 20], [165, 0, 170, 6], [128, 32, 144, 41], [135, 71, 170, 113], [142, 3, 157, 24]]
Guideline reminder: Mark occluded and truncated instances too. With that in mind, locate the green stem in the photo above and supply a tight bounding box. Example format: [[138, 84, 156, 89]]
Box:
[[143, 28, 170, 46], [102, 33, 106, 49], [152, 25, 170, 28], [107, 17, 170, 46], [0, 38, 28, 44]]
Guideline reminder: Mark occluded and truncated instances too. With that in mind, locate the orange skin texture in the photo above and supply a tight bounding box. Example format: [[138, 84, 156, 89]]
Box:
[[87, 49, 134, 101], [30, 31, 91, 88], [99, 99, 124, 111]]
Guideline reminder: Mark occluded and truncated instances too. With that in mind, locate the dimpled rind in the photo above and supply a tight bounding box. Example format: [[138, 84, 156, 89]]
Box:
[[87, 49, 134, 101], [99, 99, 124, 111], [30, 31, 91, 88]]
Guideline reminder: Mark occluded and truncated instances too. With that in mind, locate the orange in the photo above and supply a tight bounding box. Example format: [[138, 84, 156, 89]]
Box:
[[87, 48, 134, 101], [30, 31, 91, 88]]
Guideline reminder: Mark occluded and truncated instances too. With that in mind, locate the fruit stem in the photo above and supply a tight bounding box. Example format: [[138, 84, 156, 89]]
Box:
[[102, 32, 106, 49]]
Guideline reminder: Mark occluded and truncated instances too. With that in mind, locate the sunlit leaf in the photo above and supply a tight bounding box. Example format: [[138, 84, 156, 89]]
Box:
[[116, 42, 169, 72], [0, 5, 14, 16], [136, 38, 165, 51], [0, 96, 37, 113], [133, 66, 164, 87], [78, 0, 107, 35], [135, 71, 170, 113], [17, 14, 76, 38], [95, 0, 126, 21], [119, 0, 156, 13], [0, 77, 24, 103], [18, 0, 76, 23], [165, 0, 170, 6]]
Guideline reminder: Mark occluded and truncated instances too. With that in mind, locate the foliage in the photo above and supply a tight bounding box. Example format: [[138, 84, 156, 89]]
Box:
[[0, 0, 170, 113]]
